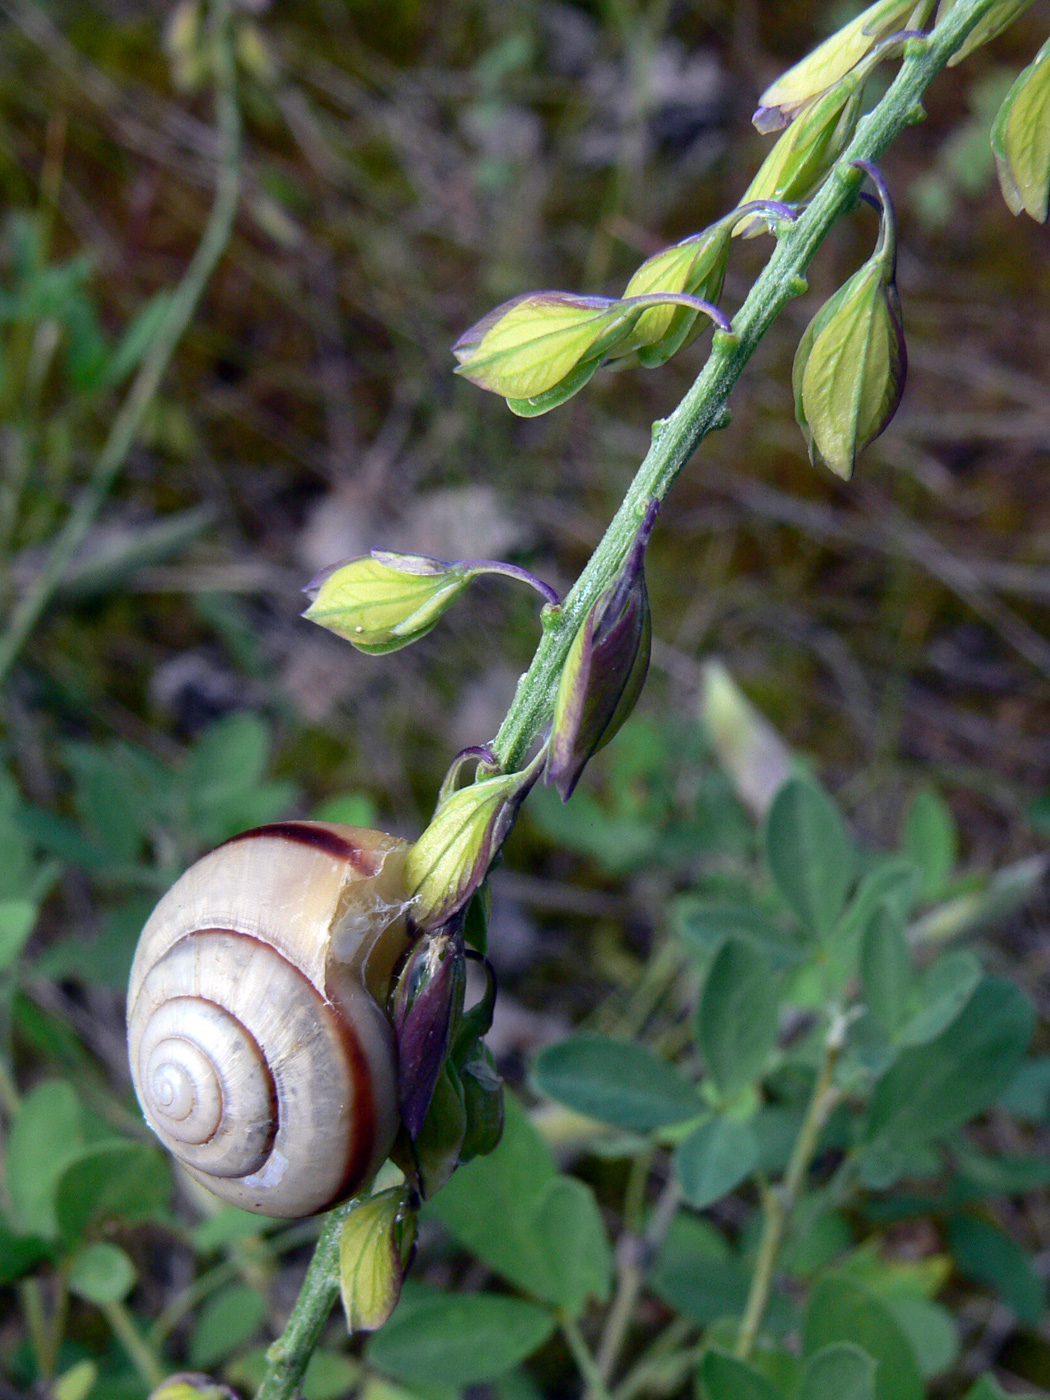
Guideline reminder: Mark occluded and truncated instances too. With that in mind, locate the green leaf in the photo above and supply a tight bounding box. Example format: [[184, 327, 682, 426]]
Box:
[[54, 1141, 171, 1244], [533, 1175, 612, 1314], [698, 939, 779, 1098], [302, 1351, 361, 1400], [189, 1284, 268, 1368], [948, 1214, 1046, 1325], [673, 1117, 759, 1209], [649, 1213, 748, 1325], [864, 976, 1033, 1150], [425, 1095, 610, 1309], [963, 1377, 1013, 1400], [191, 1206, 274, 1254], [0, 1218, 50, 1286], [765, 779, 851, 941], [367, 1286, 556, 1387], [699, 1350, 786, 1400], [903, 787, 957, 902], [52, 1360, 97, 1400], [881, 1296, 959, 1378], [998, 1053, 1050, 1121], [5, 1081, 85, 1238], [0, 899, 36, 971], [802, 1276, 923, 1400], [897, 951, 981, 1047], [674, 899, 803, 968], [68, 1242, 137, 1304], [860, 904, 911, 1036], [799, 1343, 876, 1400], [532, 1035, 703, 1131]]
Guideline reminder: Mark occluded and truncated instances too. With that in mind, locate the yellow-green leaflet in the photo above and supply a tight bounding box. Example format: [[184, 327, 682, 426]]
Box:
[[755, 0, 933, 131], [794, 266, 904, 479], [938, 0, 1035, 65], [303, 555, 470, 654], [991, 36, 1050, 223], [453, 294, 639, 399], [339, 1189, 416, 1334]]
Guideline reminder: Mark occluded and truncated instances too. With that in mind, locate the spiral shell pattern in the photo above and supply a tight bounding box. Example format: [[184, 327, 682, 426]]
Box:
[[127, 822, 411, 1217]]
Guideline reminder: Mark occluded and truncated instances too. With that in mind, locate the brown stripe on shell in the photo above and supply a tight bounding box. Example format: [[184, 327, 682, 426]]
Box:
[[327, 994, 379, 1206], [217, 821, 379, 874]]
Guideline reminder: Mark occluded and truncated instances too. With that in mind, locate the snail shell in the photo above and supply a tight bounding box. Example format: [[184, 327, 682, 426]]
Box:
[[126, 822, 411, 1218]]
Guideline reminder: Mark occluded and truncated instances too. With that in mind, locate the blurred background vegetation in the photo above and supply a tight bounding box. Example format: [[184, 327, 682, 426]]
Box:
[[1, 0, 1050, 1395]]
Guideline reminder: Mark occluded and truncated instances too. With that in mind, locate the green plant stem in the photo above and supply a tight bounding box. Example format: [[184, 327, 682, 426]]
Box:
[[255, 1201, 355, 1400], [229, 6, 1005, 1399], [101, 1299, 166, 1389], [560, 1313, 614, 1400], [0, 0, 242, 689], [490, 0, 1002, 774], [734, 1018, 846, 1360], [591, 1175, 681, 1396]]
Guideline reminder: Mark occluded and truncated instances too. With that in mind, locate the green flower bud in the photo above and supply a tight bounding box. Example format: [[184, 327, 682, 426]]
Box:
[[792, 162, 907, 479], [453, 291, 731, 416], [303, 551, 472, 654], [613, 204, 792, 367], [405, 756, 543, 931], [740, 82, 864, 226], [546, 503, 656, 801], [754, 0, 933, 131], [339, 1187, 417, 1333], [452, 292, 640, 403], [991, 36, 1050, 223], [937, 0, 1035, 65]]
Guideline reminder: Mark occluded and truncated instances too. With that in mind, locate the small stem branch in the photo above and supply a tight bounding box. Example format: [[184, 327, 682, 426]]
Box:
[[734, 1019, 845, 1359], [0, 0, 242, 688], [560, 1312, 614, 1400], [459, 560, 562, 609], [490, 0, 1003, 772], [255, 1201, 355, 1400], [591, 1175, 681, 1395], [101, 1299, 166, 1389]]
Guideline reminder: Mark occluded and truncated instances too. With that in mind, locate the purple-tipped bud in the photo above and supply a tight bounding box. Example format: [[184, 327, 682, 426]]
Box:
[[392, 928, 466, 1139], [546, 502, 657, 801]]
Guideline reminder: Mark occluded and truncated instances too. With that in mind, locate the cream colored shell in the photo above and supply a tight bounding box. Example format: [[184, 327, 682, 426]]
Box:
[[126, 822, 411, 1218]]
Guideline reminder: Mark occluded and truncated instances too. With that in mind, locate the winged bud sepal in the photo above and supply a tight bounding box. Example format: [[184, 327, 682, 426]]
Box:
[[338, 1187, 418, 1334], [303, 552, 472, 654], [792, 163, 907, 479], [991, 36, 1050, 224], [405, 751, 545, 931], [546, 502, 656, 801], [753, 0, 933, 132]]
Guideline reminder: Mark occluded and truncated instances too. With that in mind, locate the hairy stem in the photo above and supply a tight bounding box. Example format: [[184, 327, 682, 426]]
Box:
[[0, 0, 242, 688], [237, 4, 1003, 1398], [255, 1202, 355, 1400], [734, 1016, 846, 1359], [491, 0, 1002, 772]]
